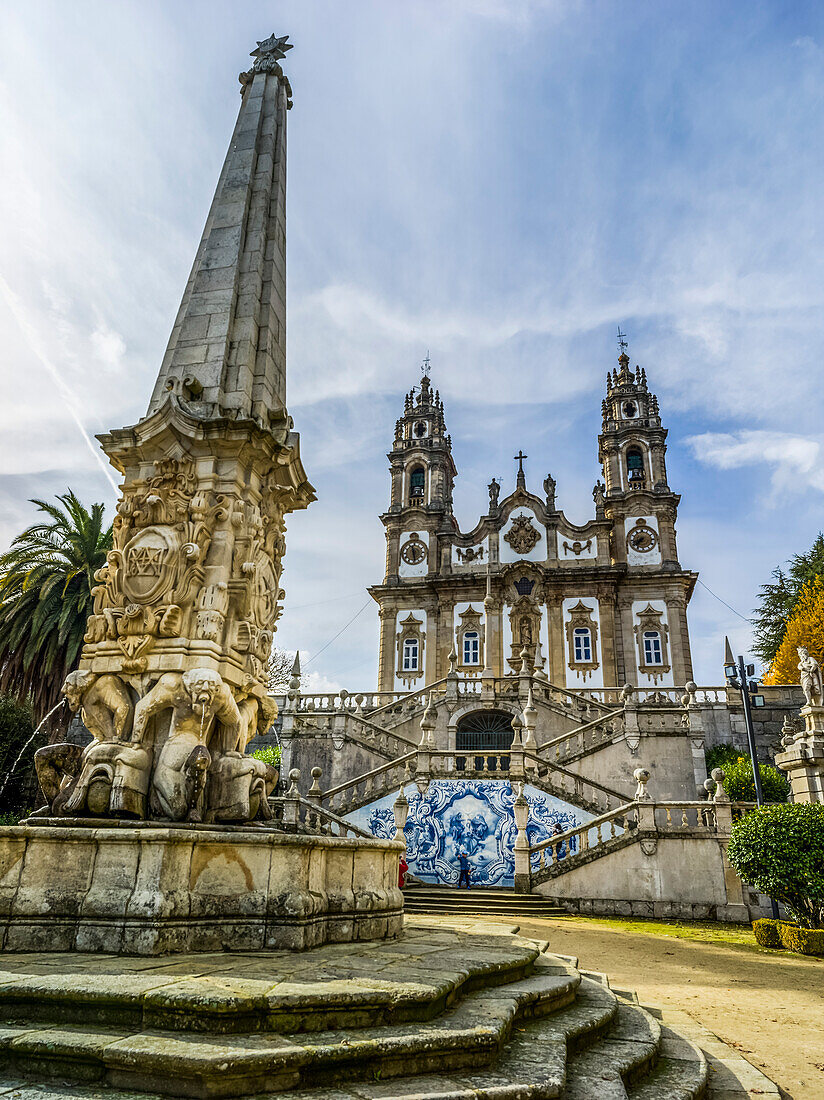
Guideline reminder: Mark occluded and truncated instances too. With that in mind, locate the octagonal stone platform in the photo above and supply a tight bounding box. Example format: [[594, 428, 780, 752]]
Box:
[[0, 822, 404, 955]]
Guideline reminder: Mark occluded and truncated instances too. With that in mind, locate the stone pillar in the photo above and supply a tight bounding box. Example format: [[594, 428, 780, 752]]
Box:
[[615, 596, 635, 686], [546, 593, 565, 685], [377, 606, 396, 693], [667, 593, 693, 684], [597, 588, 618, 685], [776, 705, 824, 803]]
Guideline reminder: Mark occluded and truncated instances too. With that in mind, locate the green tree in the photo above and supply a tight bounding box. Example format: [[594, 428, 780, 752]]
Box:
[[752, 533, 824, 665], [0, 692, 35, 810], [0, 491, 112, 721], [727, 803, 824, 928]]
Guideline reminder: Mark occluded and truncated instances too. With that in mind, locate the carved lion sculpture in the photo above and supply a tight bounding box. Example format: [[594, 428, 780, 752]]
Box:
[[33, 670, 135, 816]]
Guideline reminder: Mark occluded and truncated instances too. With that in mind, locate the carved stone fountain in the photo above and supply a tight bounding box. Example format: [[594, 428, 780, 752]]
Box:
[[0, 34, 402, 954]]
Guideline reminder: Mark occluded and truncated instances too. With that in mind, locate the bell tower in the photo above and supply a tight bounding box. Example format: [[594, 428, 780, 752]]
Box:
[[598, 342, 680, 570], [387, 369, 455, 516]]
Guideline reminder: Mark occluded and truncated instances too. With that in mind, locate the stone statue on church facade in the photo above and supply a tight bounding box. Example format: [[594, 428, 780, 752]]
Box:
[[543, 474, 556, 511], [488, 478, 500, 510]]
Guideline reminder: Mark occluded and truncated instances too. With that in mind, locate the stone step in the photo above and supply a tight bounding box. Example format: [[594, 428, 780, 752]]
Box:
[[0, 926, 542, 1036], [0, 961, 589, 1098], [628, 1025, 709, 1099], [561, 1002, 662, 1098]]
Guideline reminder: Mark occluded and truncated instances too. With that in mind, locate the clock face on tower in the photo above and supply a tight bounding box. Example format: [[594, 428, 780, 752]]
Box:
[[401, 534, 427, 565], [627, 520, 658, 554]]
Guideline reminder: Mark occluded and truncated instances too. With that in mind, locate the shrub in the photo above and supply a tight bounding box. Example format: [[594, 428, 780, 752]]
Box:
[[721, 756, 789, 803], [777, 923, 824, 956], [727, 803, 824, 928], [752, 918, 782, 948], [251, 745, 281, 768], [705, 743, 744, 773]]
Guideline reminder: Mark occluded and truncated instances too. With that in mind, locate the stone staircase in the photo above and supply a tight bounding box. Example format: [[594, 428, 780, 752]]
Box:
[[0, 919, 777, 1099], [403, 884, 569, 919]]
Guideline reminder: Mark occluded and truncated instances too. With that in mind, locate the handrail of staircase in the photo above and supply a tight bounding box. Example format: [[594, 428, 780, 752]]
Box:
[[529, 679, 618, 714], [530, 799, 638, 855], [536, 706, 625, 755], [344, 710, 417, 748], [269, 793, 376, 839], [523, 750, 628, 804], [365, 677, 449, 720], [321, 750, 417, 802]]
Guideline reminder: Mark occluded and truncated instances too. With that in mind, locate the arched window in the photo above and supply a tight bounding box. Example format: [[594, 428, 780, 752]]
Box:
[[456, 710, 514, 751], [462, 630, 480, 666], [643, 630, 663, 666], [409, 466, 425, 501], [626, 447, 645, 488], [402, 637, 419, 672], [573, 627, 592, 663]]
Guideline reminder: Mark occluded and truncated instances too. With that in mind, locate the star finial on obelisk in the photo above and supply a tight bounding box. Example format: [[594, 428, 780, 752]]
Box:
[[251, 34, 294, 63]]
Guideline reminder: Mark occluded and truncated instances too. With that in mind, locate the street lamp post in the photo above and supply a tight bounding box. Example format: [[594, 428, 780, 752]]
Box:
[[723, 651, 779, 920]]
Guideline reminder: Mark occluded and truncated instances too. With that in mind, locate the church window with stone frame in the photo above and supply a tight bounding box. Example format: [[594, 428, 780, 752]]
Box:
[[463, 631, 480, 666], [409, 466, 425, 501], [573, 627, 592, 663], [455, 606, 485, 673], [402, 637, 419, 671], [565, 601, 599, 678], [643, 631, 663, 666], [633, 604, 671, 680], [396, 612, 425, 684]]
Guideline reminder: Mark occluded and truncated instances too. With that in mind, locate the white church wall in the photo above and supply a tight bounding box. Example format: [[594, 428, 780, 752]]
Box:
[[561, 597, 604, 688], [499, 508, 547, 564], [398, 530, 430, 578], [451, 538, 488, 569], [557, 531, 598, 561]]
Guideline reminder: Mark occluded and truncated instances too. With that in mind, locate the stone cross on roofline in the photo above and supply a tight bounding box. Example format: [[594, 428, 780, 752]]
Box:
[[514, 449, 527, 489]]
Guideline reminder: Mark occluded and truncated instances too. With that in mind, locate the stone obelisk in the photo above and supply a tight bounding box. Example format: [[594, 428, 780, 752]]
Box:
[[40, 34, 315, 825]]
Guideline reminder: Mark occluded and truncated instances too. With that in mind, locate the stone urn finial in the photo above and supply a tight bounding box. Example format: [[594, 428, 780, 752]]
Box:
[[710, 767, 729, 802], [633, 767, 651, 801]]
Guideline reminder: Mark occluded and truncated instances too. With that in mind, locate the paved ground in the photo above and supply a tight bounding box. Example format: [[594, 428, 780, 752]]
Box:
[[513, 915, 824, 1100]]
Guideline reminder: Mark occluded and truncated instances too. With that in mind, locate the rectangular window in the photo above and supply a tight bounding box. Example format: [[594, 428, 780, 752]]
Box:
[[573, 627, 592, 663], [643, 631, 663, 665], [402, 637, 419, 671], [463, 631, 480, 665]]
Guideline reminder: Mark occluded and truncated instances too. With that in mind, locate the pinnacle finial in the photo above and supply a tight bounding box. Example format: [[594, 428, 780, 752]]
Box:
[[251, 33, 294, 62]]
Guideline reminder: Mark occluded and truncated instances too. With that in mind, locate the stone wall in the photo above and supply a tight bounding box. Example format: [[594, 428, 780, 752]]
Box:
[[0, 822, 403, 954]]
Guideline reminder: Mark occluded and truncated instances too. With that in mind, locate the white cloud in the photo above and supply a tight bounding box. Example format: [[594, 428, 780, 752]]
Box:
[[687, 431, 824, 497]]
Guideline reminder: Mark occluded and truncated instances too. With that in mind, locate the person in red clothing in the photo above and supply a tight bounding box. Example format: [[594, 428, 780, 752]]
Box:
[[398, 854, 409, 888]]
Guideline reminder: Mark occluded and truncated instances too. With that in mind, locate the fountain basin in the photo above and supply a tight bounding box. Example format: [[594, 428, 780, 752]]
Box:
[[0, 821, 403, 955]]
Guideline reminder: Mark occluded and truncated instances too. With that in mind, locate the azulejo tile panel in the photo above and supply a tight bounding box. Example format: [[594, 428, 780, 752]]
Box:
[[348, 781, 593, 888]]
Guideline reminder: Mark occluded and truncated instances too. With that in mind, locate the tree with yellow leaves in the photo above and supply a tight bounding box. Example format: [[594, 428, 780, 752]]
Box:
[[764, 579, 824, 685]]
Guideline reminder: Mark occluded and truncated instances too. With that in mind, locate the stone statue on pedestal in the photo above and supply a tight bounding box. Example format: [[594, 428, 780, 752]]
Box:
[[797, 646, 823, 708]]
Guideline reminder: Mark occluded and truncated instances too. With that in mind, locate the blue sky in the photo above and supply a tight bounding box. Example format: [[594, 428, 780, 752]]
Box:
[[1, 0, 823, 688]]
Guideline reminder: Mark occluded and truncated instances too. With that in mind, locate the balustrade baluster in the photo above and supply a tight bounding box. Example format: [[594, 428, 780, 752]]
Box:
[[665, 807, 672, 825], [681, 809, 689, 828]]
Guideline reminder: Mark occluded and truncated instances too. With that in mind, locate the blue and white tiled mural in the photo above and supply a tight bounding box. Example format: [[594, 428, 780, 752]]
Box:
[[346, 781, 594, 888]]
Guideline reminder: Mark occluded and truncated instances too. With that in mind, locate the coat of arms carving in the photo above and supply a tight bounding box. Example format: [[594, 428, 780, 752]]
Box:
[[504, 515, 540, 555]]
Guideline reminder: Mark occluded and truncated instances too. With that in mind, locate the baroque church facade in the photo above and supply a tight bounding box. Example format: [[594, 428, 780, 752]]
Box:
[[369, 349, 697, 694]]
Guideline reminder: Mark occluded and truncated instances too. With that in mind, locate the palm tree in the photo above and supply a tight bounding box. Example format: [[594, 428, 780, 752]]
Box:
[[0, 491, 113, 721]]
